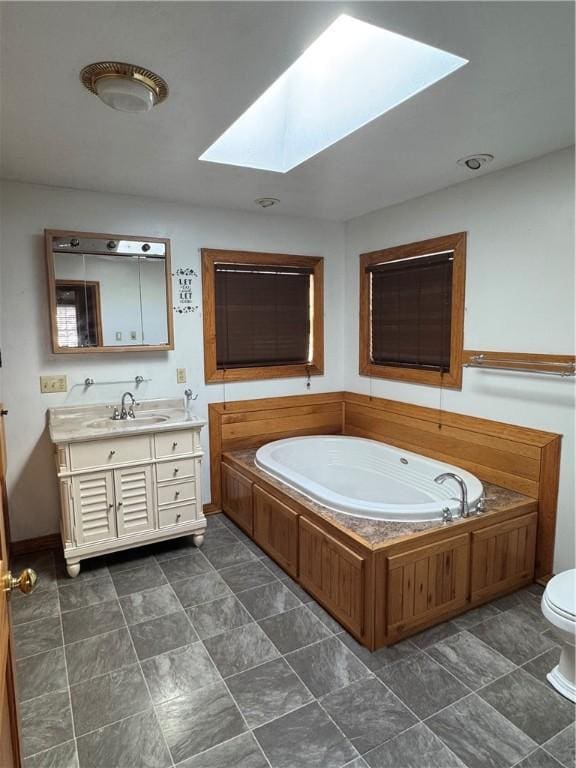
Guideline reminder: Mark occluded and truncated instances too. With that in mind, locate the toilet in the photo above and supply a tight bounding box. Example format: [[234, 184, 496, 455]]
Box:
[[541, 569, 576, 702]]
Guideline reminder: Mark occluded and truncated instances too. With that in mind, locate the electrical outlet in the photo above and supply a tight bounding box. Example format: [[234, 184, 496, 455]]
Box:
[[40, 375, 67, 393], [130, 331, 137, 340], [176, 368, 187, 384]]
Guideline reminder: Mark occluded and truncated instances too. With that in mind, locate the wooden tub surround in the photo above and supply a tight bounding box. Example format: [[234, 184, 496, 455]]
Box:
[[209, 392, 561, 651]]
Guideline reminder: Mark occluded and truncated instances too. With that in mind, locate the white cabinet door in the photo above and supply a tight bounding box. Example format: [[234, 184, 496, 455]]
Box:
[[72, 471, 116, 545], [114, 465, 155, 537]]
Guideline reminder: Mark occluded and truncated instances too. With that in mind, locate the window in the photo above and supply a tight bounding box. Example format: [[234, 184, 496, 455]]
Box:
[[55, 281, 103, 348], [202, 249, 324, 383], [359, 232, 466, 388]]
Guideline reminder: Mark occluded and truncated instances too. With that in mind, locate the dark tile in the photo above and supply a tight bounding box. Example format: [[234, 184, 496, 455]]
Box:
[[427, 630, 515, 689], [56, 556, 110, 584], [237, 581, 301, 620], [20, 689, 74, 758], [507, 603, 551, 634], [187, 595, 253, 639], [344, 761, 369, 768], [377, 652, 468, 719], [159, 551, 212, 583], [16, 647, 67, 702], [220, 560, 278, 593], [61, 598, 125, 643], [363, 722, 464, 768], [58, 577, 116, 613], [11, 589, 60, 625], [281, 575, 314, 603], [286, 636, 370, 697], [517, 750, 565, 768], [220, 513, 243, 531], [13, 616, 62, 659], [23, 740, 78, 768], [522, 648, 563, 685], [76, 708, 171, 768], [339, 632, 418, 672], [156, 682, 246, 763], [142, 643, 220, 704], [13, 552, 57, 595], [259, 605, 331, 653], [479, 669, 575, 744], [544, 723, 576, 768], [427, 694, 537, 768], [453, 603, 501, 630], [120, 584, 182, 625], [227, 657, 313, 728], [257, 553, 288, 578], [70, 663, 151, 736], [493, 586, 542, 612], [129, 611, 199, 660], [106, 548, 157, 573], [470, 609, 556, 665], [205, 513, 227, 530], [254, 701, 357, 768], [176, 731, 268, 768], [204, 542, 258, 570], [411, 620, 461, 649], [111, 561, 167, 596], [322, 677, 417, 754], [204, 622, 279, 677], [172, 571, 232, 608], [201, 525, 241, 552], [306, 601, 343, 633], [154, 536, 200, 562], [65, 627, 136, 684]]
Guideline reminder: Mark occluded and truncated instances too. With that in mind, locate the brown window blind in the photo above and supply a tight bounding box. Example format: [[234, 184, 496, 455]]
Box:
[[367, 252, 453, 371], [215, 263, 313, 369]]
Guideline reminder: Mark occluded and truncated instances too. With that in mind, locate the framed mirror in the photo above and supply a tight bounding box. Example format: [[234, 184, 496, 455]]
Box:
[[45, 229, 174, 353]]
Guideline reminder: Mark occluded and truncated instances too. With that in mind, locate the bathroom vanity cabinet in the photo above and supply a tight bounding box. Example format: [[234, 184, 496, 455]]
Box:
[[50, 402, 206, 577]]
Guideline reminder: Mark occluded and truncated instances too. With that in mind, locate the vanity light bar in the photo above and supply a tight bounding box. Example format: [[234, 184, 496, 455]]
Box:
[[52, 236, 166, 257]]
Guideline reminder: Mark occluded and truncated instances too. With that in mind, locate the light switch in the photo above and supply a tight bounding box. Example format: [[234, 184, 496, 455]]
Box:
[[40, 375, 67, 393], [176, 368, 187, 384], [130, 331, 137, 340], [115, 332, 122, 341]]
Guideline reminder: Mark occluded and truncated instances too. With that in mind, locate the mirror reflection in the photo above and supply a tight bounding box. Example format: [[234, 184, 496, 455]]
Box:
[[48, 233, 172, 352]]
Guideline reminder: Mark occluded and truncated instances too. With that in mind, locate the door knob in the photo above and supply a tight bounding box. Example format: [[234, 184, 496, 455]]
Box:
[[3, 568, 38, 594]]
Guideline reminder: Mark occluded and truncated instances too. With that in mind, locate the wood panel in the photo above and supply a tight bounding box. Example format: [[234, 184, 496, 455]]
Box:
[[385, 533, 469, 640], [221, 463, 253, 535], [343, 391, 560, 579], [253, 486, 298, 578], [471, 512, 537, 601], [208, 392, 344, 511], [299, 516, 366, 639]]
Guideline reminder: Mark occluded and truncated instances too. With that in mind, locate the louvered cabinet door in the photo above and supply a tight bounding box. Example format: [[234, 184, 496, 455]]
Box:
[[114, 465, 155, 537], [72, 471, 117, 545]]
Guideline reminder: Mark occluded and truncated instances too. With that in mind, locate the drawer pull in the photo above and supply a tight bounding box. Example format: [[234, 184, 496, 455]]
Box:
[[175, 491, 180, 498], [176, 512, 181, 521], [172, 442, 178, 450], [109, 450, 116, 458], [173, 468, 179, 475], [117, 502, 123, 507]]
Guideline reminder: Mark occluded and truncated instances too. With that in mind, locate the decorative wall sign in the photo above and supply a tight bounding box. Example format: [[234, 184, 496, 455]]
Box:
[[174, 267, 199, 314]]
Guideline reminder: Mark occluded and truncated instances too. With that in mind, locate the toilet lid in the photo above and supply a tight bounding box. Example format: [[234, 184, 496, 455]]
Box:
[[546, 570, 576, 618]]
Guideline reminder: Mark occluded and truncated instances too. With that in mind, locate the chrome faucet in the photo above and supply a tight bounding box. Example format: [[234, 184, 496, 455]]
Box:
[[434, 472, 469, 518], [120, 392, 136, 420]]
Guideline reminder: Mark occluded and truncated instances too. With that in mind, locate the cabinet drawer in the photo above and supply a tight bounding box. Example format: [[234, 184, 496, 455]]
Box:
[[70, 435, 151, 470], [158, 503, 198, 528], [157, 480, 196, 507], [155, 431, 194, 458], [156, 458, 195, 484]]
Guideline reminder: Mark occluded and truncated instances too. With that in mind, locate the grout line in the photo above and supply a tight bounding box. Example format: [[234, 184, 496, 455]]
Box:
[[57, 607, 80, 766]]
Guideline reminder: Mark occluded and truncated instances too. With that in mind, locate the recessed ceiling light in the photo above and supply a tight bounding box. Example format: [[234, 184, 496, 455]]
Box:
[[200, 14, 468, 173], [255, 197, 280, 208], [457, 154, 494, 171], [80, 62, 168, 113]]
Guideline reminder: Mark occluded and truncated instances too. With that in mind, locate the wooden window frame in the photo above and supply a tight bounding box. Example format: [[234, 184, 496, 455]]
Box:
[[55, 280, 104, 348], [202, 249, 324, 384], [359, 232, 466, 389]]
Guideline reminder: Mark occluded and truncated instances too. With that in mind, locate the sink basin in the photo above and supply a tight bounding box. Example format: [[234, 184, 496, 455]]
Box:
[[87, 415, 170, 429]]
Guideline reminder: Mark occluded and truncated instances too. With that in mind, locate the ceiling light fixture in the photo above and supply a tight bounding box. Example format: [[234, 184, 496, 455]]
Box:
[[80, 62, 169, 113], [255, 197, 280, 208], [200, 14, 468, 173], [457, 154, 494, 171]]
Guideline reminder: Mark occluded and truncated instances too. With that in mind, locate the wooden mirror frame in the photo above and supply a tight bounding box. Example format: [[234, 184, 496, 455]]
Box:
[[45, 229, 174, 354]]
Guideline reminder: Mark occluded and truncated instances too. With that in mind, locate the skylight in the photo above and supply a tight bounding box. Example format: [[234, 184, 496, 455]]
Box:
[[199, 14, 468, 173]]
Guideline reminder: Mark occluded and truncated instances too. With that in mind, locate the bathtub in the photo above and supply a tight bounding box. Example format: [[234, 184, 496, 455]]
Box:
[[255, 435, 483, 522]]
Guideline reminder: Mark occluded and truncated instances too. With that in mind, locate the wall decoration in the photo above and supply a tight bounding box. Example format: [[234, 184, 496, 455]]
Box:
[[174, 267, 199, 314]]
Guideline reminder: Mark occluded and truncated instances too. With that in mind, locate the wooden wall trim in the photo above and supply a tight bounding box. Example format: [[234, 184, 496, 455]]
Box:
[[10, 534, 61, 557]]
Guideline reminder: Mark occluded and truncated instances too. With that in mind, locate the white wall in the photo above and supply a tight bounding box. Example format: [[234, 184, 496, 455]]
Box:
[[0, 181, 346, 541], [345, 147, 575, 573]]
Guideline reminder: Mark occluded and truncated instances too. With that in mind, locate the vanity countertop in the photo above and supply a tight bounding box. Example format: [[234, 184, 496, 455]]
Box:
[[224, 448, 538, 549], [48, 398, 206, 444]]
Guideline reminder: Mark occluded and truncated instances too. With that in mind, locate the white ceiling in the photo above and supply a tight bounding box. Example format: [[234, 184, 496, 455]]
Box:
[[0, 2, 573, 221]]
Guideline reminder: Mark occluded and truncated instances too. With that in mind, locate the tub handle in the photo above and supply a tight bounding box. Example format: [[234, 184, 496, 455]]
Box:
[[442, 507, 453, 523]]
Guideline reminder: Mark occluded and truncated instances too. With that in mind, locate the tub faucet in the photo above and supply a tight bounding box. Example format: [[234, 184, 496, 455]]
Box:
[[434, 472, 469, 518], [120, 391, 136, 420]]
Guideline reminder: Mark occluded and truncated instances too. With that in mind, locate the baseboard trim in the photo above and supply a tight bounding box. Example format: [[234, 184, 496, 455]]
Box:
[[203, 503, 221, 516], [10, 533, 61, 557]]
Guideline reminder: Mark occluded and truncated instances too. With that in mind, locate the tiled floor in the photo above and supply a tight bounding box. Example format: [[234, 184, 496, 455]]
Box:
[[11, 513, 576, 768]]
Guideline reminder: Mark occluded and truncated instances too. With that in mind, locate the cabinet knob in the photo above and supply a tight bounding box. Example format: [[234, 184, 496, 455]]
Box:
[[172, 442, 178, 450], [175, 491, 180, 498], [117, 502, 123, 507], [176, 512, 181, 521], [173, 468, 179, 474], [109, 450, 116, 458]]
